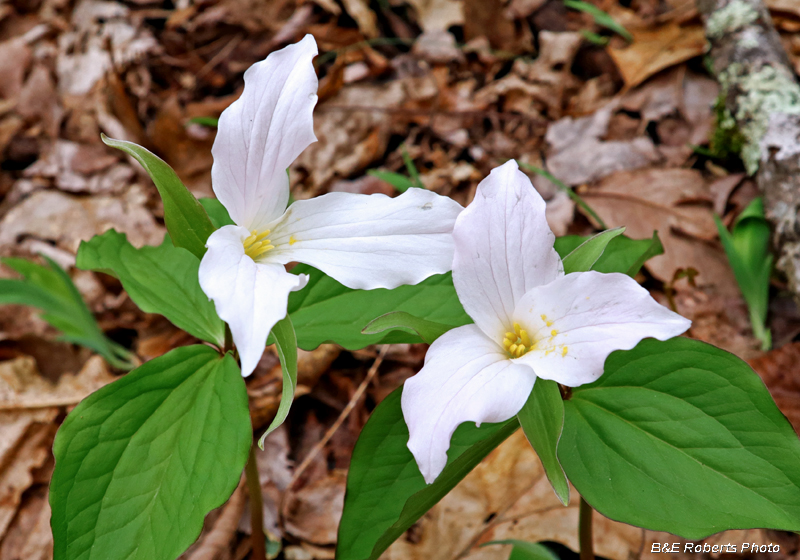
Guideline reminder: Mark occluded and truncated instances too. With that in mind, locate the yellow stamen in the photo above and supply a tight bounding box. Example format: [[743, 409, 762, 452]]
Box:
[[289, 235, 298, 245], [244, 229, 274, 259], [502, 322, 535, 359], [551, 329, 558, 337], [562, 346, 568, 357]]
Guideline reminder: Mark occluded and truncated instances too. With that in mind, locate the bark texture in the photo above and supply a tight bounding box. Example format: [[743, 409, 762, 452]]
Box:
[[699, 0, 800, 304]]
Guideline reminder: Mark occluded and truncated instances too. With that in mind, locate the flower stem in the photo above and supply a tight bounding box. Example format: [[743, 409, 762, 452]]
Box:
[[245, 444, 266, 560], [579, 496, 594, 560], [224, 325, 233, 354]]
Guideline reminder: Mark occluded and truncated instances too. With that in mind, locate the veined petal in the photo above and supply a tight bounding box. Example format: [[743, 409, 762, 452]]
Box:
[[401, 324, 537, 483], [513, 271, 691, 387], [453, 160, 563, 341], [259, 188, 463, 290], [212, 35, 318, 231], [198, 226, 308, 377]]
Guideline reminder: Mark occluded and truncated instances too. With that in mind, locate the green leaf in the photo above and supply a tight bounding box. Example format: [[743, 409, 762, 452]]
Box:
[[287, 265, 471, 350], [561, 227, 625, 274], [715, 198, 772, 349], [483, 541, 560, 560], [77, 230, 225, 346], [518, 380, 569, 505], [101, 135, 214, 259], [288, 234, 661, 351], [50, 345, 251, 560], [554, 232, 663, 277], [362, 311, 452, 344], [0, 256, 133, 369], [367, 170, 418, 193], [199, 197, 234, 229], [558, 337, 800, 538], [564, 0, 633, 41], [337, 388, 518, 560], [259, 315, 298, 447]]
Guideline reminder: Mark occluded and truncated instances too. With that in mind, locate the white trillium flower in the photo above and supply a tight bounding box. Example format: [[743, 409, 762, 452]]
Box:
[[401, 160, 692, 484], [198, 35, 463, 377]]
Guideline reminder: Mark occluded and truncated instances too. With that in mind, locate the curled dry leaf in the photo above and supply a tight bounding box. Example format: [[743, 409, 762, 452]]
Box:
[[406, 0, 464, 32]]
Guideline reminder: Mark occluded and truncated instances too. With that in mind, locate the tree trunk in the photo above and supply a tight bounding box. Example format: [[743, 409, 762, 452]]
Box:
[[698, 0, 800, 304]]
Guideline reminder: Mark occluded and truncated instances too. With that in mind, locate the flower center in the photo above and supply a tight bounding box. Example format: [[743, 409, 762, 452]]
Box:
[[243, 229, 274, 259], [503, 322, 534, 358]]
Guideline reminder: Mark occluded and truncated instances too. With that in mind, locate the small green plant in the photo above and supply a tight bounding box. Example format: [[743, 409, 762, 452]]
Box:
[[368, 146, 424, 192], [0, 256, 134, 369], [563, 0, 633, 42], [714, 197, 772, 349]]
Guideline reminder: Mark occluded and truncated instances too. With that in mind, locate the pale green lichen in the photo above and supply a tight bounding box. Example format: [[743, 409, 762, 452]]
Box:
[[706, 0, 759, 38], [718, 64, 800, 174]]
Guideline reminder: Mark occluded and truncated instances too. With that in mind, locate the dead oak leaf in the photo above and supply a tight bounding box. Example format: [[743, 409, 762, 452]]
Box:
[[581, 168, 739, 296], [608, 23, 707, 90]]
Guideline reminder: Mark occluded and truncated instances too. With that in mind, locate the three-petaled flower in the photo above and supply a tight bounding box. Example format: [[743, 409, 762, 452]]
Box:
[[199, 36, 463, 376], [401, 160, 692, 484]]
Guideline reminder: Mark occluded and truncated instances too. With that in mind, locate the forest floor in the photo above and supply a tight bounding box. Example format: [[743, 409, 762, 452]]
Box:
[[2, 0, 800, 558]]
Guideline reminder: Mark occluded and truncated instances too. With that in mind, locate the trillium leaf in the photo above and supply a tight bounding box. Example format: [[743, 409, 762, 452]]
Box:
[[337, 388, 517, 560], [50, 345, 251, 560], [76, 229, 225, 346], [362, 311, 452, 344], [0, 256, 133, 369], [561, 227, 625, 274], [200, 197, 235, 229], [558, 337, 800, 538], [287, 265, 471, 350], [517, 380, 569, 505], [554, 232, 663, 277], [101, 135, 215, 259], [482, 540, 561, 560], [259, 315, 298, 447]]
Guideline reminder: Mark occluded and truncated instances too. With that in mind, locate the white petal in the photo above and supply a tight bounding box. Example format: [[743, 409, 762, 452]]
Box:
[[259, 188, 463, 290], [513, 271, 691, 387], [198, 226, 308, 377], [212, 35, 318, 231], [453, 160, 563, 341], [401, 324, 537, 483]]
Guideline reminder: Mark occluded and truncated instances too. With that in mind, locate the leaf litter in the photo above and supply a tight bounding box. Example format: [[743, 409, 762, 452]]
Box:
[[2, 0, 800, 557]]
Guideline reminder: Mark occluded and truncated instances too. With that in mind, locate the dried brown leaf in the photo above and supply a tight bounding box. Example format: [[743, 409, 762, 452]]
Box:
[[608, 24, 707, 89], [582, 168, 739, 296]]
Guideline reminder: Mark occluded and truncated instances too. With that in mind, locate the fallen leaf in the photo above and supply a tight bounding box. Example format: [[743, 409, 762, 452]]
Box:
[[581, 168, 739, 296], [284, 470, 347, 546], [406, 0, 464, 32], [341, 0, 379, 38], [0, 188, 164, 253], [544, 101, 661, 186], [767, 0, 800, 17], [608, 23, 707, 89], [0, 486, 53, 560], [748, 342, 800, 435]]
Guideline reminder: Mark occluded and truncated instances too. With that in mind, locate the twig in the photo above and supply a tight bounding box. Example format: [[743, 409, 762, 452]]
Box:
[[245, 445, 266, 560], [279, 346, 388, 528], [290, 345, 388, 485]]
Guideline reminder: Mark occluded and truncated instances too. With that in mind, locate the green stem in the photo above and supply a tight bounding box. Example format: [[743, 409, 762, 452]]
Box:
[[579, 496, 594, 560], [246, 445, 266, 560]]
